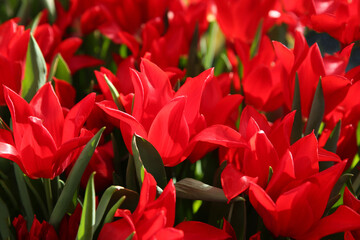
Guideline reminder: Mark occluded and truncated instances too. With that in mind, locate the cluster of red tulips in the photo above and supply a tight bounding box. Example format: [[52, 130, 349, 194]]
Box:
[[1, 0, 360, 239]]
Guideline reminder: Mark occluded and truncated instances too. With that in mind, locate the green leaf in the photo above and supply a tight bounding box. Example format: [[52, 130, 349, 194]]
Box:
[[30, 12, 42, 34], [186, 23, 204, 77], [131, 135, 167, 189], [267, 166, 273, 184], [103, 196, 126, 224], [77, 172, 96, 240], [126, 155, 139, 192], [49, 127, 105, 229], [250, 20, 263, 59], [110, 187, 139, 213], [104, 75, 124, 111], [291, 74, 303, 144], [324, 120, 341, 153], [22, 34, 47, 102], [228, 200, 246, 240], [175, 178, 244, 202], [48, 54, 72, 83], [203, 21, 219, 69], [0, 179, 19, 211], [305, 78, 325, 137], [94, 186, 122, 231], [41, 0, 56, 23], [14, 164, 33, 230], [0, 197, 12, 240], [125, 232, 135, 240], [24, 177, 48, 219], [325, 173, 353, 215]]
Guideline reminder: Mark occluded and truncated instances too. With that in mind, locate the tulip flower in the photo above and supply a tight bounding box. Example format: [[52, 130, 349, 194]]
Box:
[[0, 83, 95, 178], [97, 59, 246, 166], [0, 18, 30, 105], [98, 171, 232, 240], [248, 161, 347, 239], [310, 0, 360, 45], [13, 215, 58, 240]]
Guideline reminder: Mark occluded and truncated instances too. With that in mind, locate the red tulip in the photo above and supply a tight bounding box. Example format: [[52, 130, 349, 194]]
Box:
[[310, 0, 360, 44], [13, 215, 58, 240], [248, 161, 347, 239], [0, 18, 30, 105], [0, 83, 95, 178], [98, 59, 246, 166], [99, 171, 232, 240]]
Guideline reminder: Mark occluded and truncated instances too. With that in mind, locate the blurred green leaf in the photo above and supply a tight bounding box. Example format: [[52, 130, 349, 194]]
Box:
[[132, 134, 167, 189], [41, 0, 56, 23], [30, 12, 42, 34], [49, 127, 105, 229], [228, 200, 246, 240], [0, 179, 19, 211], [175, 178, 244, 202], [250, 20, 263, 59], [22, 34, 47, 102], [14, 164, 33, 230], [24, 177, 48, 219], [125, 232, 135, 240], [48, 54, 72, 83], [203, 21, 219, 69], [126, 155, 139, 192], [0, 197, 12, 240], [186, 23, 204, 77], [291, 74, 303, 144], [305, 78, 325, 137], [77, 172, 96, 240]]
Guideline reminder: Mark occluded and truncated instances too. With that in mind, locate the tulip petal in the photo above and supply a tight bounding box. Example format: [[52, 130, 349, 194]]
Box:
[[148, 97, 190, 166], [19, 116, 57, 178], [62, 93, 95, 143], [4, 86, 34, 149], [298, 205, 360, 240], [175, 221, 231, 240], [30, 82, 64, 146]]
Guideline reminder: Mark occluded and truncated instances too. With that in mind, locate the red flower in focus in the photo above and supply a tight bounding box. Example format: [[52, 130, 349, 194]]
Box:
[[0, 83, 95, 178], [248, 161, 360, 239], [97, 59, 246, 166], [0, 18, 30, 105], [98, 171, 232, 240]]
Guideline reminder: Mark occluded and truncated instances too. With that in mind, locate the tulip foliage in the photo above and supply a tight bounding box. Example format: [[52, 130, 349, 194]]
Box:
[[2, 0, 360, 239]]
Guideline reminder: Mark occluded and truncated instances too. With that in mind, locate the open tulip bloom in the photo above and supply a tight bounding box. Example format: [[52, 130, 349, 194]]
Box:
[[2, 0, 360, 239]]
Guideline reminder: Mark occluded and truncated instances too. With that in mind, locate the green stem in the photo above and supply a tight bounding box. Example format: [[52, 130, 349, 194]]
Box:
[[24, 177, 48, 219], [44, 178, 53, 216], [14, 164, 33, 230]]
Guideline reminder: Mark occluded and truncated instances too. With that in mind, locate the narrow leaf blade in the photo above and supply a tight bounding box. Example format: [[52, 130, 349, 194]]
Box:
[[291, 74, 303, 144], [14, 164, 33, 230], [49, 127, 105, 229], [324, 120, 341, 153], [94, 186, 123, 231], [22, 34, 47, 102], [0, 197, 11, 240], [103, 196, 126, 224], [132, 135, 167, 189], [305, 78, 325, 137], [77, 172, 96, 240], [175, 178, 244, 203]]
